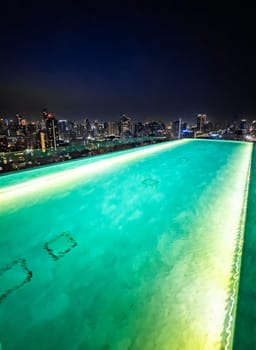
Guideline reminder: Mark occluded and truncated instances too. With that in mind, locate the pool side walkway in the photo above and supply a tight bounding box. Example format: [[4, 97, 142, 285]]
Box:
[[234, 143, 256, 349]]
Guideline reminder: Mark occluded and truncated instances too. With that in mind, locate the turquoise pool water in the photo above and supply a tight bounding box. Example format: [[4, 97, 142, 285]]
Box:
[[0, 139, 252, 350]]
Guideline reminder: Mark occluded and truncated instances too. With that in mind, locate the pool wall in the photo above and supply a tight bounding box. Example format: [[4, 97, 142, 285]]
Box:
[[222, 142, 252, 350], [233, 143, 256, 349]]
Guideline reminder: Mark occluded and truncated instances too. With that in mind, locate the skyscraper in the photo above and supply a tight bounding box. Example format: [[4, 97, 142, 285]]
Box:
[[250, 120, 256, 137], [40, 109, 59, 149], [119, 114, 134, 138], [45, 114, 59, 149], [172, 120, 181, 138], [196, 114, 207, 131], [107, 121, 119, 136], [239, 119, 247, 131]]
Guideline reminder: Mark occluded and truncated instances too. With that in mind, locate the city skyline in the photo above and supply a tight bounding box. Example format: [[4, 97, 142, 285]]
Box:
[[1, 110, 255, 127], [1, 3, 256, 122]]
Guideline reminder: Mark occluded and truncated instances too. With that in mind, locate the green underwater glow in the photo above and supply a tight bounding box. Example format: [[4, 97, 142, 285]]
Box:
[[0, 139, 252, 349]]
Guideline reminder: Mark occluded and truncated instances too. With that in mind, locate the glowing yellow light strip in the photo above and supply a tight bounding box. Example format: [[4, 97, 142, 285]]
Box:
[[224, 145, 252, 350], [0, 139, 188, 201], [185, 142, 252, 350]]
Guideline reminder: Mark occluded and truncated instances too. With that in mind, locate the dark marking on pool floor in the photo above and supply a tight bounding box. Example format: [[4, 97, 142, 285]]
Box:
[[0, 258, 32, 303], [142, 178, 159, 186], [44, 232, 77, 261]]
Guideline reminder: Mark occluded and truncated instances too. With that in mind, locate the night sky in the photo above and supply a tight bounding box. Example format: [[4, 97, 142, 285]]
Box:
[[1, 1, 256, 123]]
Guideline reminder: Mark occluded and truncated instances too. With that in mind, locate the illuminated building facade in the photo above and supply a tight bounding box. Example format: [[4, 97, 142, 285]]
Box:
[[107, 121, 119, 136], [41, 109, 59, 149]]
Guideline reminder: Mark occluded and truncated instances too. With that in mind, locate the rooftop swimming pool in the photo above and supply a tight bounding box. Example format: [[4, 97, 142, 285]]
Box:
[[0, 139, 253, 350]]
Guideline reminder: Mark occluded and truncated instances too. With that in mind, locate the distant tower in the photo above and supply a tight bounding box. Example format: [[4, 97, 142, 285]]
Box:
[[42, 108, 48, 120], [41, 109, 59, 149], [172, 119, 182, 138], [119, 114, 134, 137], [45, 113, 59, 150], [196, 114, 207, 131], [239, 119, 247, 131], [250, 120, 256, 137], [16, 114, 23, 126], [85, 118, 92, 132], [108, 121, 119, 136]]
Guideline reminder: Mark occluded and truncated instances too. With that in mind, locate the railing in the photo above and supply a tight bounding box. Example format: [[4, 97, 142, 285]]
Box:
[[0, 137, 169, 173]]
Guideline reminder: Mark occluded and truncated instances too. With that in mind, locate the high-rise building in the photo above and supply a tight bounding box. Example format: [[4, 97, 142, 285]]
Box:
[[250, 120, 256, 137], [93, 120, 105, 136], [84, 118, 91, 132], [145, 121, 166, 136], [42, 108, 48, 120], [58, 120, 69, 142], [196, 114, 207, 131], [0, 135, 8, 152], [239, 119, 247, 131], [107, 121, 119, 136], [16, 114, 28, 136], [134, 122, 145, 137], [45, 114, 59, 149], [0, 118, 8, 135], [16, 114, 23, 126], [58, 119, 68, 132], [119, 114, 134, 137], [40, 109, 59, 149], [172, 120, 181, 138]]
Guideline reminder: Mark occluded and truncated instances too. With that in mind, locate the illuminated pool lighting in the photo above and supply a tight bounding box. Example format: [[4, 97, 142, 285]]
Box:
[[0, 139, 252, 349]]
